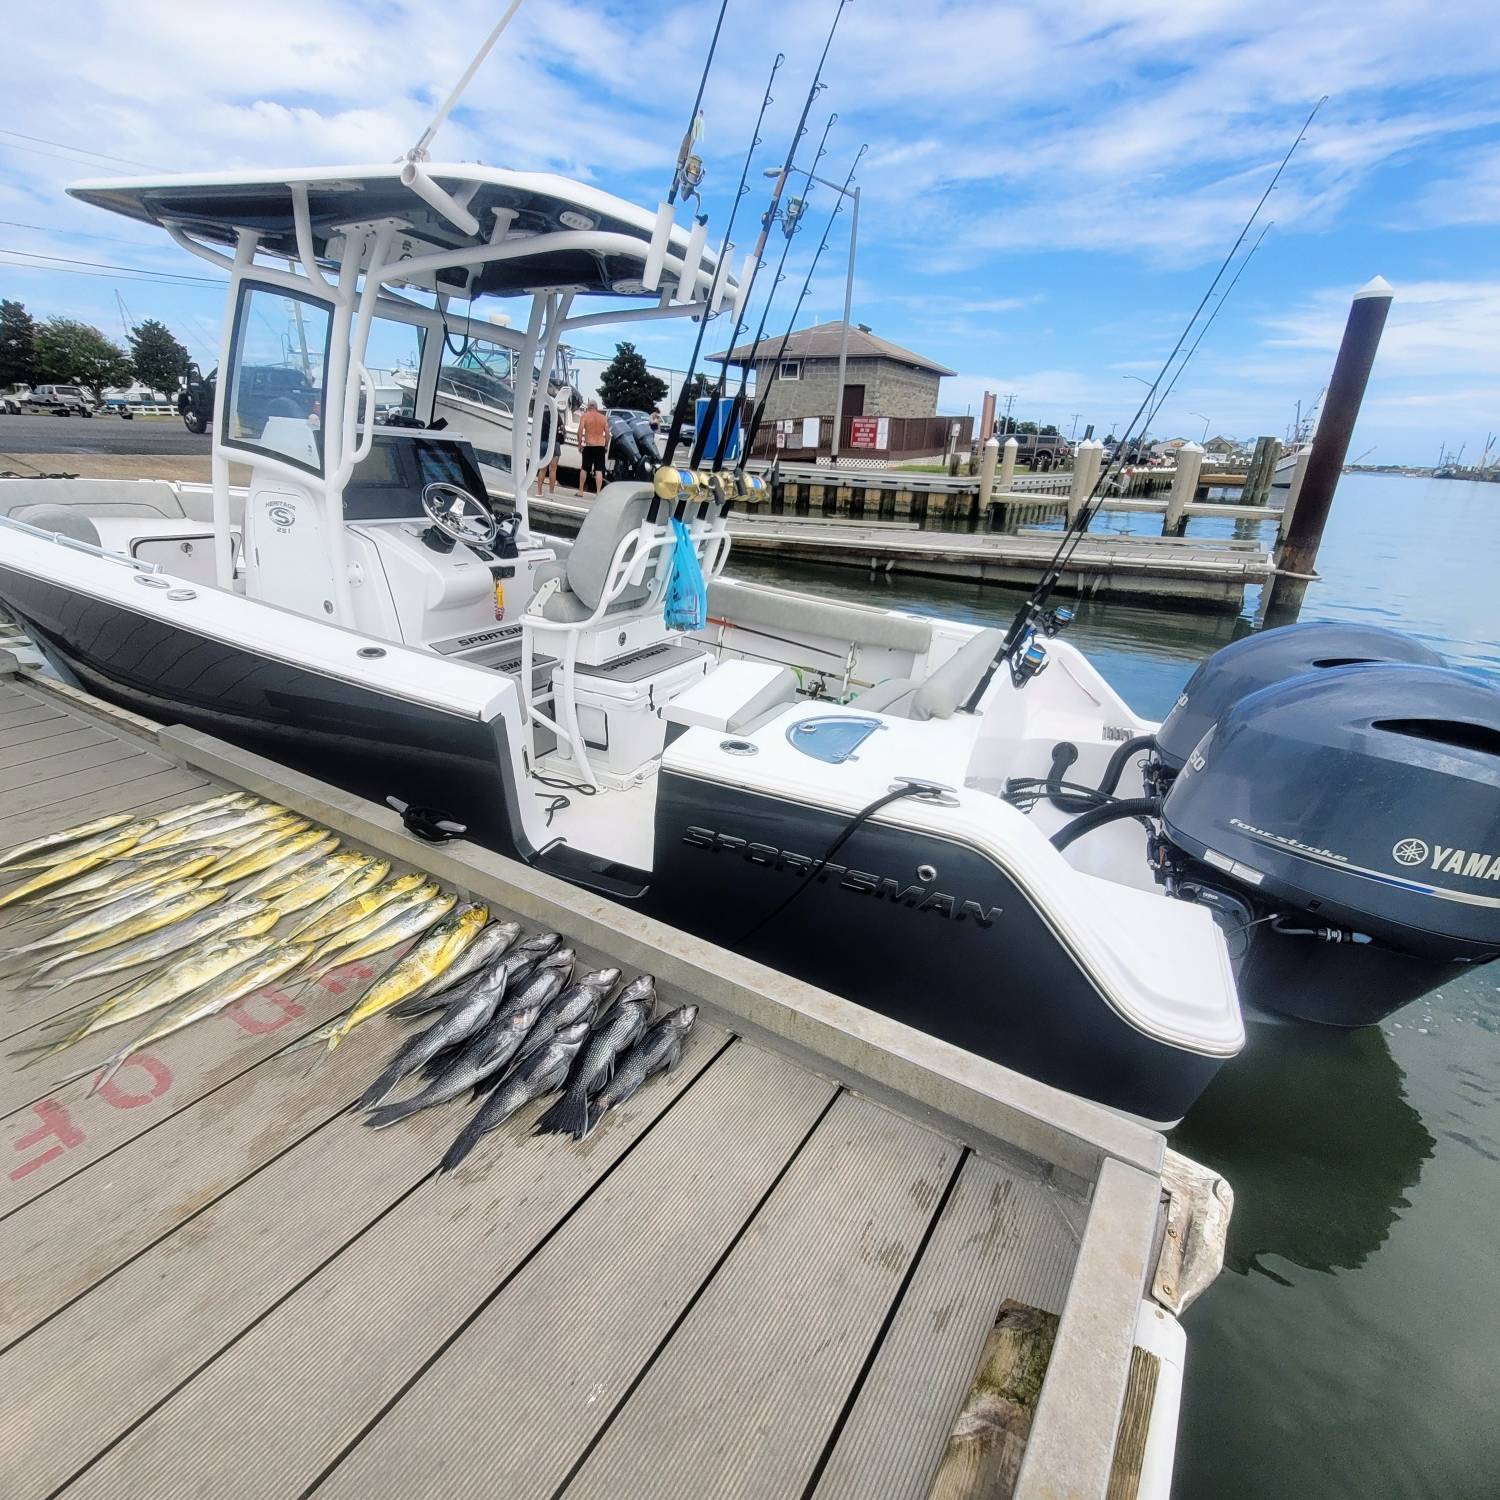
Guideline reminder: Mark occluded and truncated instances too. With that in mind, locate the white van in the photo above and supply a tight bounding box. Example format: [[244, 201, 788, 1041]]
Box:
[[26, 385, 94, 416]]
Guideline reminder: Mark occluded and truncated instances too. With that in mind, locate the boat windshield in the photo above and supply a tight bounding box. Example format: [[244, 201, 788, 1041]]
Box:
[[222, 281, 328, 473]]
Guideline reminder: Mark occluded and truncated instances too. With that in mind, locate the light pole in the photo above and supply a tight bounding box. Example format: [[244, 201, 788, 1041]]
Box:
[[1190, 411, 1211, 444], [1069, 412, 1083, 441], [1122, 375, 1152, 452], [764, 165, 860, 459]]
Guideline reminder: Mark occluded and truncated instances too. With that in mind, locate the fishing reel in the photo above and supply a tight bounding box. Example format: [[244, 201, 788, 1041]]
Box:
[[1038, 606, 1075, 637], [1009, 634, 1050, 689]]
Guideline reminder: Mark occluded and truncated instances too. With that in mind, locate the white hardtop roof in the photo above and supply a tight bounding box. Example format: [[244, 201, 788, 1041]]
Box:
[[69, 163, 727, 301]]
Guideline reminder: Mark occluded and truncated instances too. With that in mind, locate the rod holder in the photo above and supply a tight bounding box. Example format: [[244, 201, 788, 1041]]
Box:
[[400, 162, 480, 237], [642, 202, 674, 293]]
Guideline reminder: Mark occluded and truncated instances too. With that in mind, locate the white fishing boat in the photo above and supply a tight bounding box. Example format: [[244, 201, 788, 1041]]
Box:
[[0, 29, 1494, 1128]]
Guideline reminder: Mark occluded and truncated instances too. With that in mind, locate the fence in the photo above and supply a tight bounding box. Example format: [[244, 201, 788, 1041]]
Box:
[[748, 412, 974, 466]]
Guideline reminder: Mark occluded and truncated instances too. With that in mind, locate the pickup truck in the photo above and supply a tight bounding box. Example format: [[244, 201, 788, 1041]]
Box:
[[24, 384, 94, 416], [179, 364, 319, 437]]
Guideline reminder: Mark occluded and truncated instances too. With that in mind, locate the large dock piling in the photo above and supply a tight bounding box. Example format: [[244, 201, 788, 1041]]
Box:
[[1163, 443, 1204, 536], [1267, 276, 1395, 621], [1241, 437, 1281, 506]]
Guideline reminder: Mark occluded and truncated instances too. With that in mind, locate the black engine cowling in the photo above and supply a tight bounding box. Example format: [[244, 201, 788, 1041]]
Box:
[[1160, 661, 1500, 1024], [1156, 621, 1445, 772]]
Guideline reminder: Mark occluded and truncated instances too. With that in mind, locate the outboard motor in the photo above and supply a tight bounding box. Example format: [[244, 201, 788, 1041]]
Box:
[[607, 410, 662, 482], [1158, 662, 1500, 1026], [1156, 622, 1445, 774]]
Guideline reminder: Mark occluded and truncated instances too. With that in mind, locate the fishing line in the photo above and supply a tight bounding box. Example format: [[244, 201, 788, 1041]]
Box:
[[667, 0, 731, 207], [706, 109, 838, 472], [690, 0, 853, 468], [737, 142, 865, 472], [967, 95, 1327, 709], [661, 51, 784, 466]]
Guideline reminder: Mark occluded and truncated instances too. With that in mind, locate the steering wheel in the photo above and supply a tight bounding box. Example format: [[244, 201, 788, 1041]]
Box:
[[421, 481, 500, 548]]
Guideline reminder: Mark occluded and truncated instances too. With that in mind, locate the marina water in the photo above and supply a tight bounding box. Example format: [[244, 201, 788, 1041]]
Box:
[[734, 472, 1500, 1498]]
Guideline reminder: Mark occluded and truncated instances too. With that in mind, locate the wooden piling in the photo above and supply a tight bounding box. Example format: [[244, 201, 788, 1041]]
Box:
[[1163, 442, 1203, 536], [1241, 436, 1281, 506], [999, 436, 1018, 491]]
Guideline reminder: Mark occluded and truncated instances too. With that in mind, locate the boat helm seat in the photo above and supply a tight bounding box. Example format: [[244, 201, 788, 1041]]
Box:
[[855, 627, 1006, 721], [531, 484, 659, 623]]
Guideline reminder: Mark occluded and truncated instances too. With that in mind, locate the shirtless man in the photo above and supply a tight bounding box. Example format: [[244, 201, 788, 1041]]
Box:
[[576, 399, 609, 495]]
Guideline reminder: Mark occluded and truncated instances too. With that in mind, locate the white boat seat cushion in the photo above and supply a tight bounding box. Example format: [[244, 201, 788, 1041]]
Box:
[[537, 483, 657, 622], [0, 478, 187, 521], [855, 627, 1007, 720], [11, 504, 102, 547]]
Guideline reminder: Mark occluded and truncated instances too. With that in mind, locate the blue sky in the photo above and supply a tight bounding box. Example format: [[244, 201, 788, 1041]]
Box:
[[3, 0, 1499, 465]]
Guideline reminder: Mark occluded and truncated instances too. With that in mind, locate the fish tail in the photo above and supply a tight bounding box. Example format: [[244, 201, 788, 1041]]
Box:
[[363, 1096, 427, 1130], [358, 1061, 404, 1110], [437, 1121, 484, 1174], [534, 1088, 588, 1138], [90, 1047, 136, 1096]]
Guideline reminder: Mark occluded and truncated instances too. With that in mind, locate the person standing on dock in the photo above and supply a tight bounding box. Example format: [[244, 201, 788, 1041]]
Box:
[[576, 399, 609, 496]]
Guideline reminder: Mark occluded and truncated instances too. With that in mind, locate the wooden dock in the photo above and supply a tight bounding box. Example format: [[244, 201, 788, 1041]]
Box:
[[0, 660, 1226, 1499], [532, 494, 1272, 609]]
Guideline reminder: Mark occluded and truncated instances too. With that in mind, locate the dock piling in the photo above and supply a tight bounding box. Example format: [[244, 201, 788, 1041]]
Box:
[[1268, 276, 1395, 621], [1163, 442, 1203, 536], [1241, 437, 1281, 506], [1278, 446, 1312, 539], [979, 437, 999, 515], [1000, 436, 1018, 491]]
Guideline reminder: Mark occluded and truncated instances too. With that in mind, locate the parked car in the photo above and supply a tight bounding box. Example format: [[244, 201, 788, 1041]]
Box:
[[178, 363, 319, 438], [100, 397, 136, 419], [27, 384, 94, 417], [1, 386, 31, 415]]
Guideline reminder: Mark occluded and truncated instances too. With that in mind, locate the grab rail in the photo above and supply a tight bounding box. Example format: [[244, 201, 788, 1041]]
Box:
[[0, 511, 161, 572]]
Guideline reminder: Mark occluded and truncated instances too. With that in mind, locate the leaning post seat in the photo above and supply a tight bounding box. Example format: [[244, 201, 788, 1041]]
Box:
[[519, 479, 728, 787]]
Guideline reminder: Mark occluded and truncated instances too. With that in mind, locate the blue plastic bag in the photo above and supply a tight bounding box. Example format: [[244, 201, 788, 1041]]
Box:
[[663, 517, 707, 632]]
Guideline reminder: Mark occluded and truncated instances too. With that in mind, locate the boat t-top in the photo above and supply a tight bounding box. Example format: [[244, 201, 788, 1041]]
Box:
[[1, 79, 1495, 1129]]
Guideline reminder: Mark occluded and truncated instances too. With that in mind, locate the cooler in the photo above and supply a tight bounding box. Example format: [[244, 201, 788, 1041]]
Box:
[[542, 642, 712, 788]]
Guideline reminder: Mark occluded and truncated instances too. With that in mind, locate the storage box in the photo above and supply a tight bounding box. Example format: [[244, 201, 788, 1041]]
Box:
[[542, 643, 712, 788]]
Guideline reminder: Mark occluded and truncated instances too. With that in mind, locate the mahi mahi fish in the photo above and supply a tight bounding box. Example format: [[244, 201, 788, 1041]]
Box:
[[440, 1021, 591, 1172], [35, 896, 274, 988], [81, 943, 314, 1094], [12, 876, 210, 959], [387, 921, 522, 1019], [305, 886, 449, 973], [19, 931, 280, 1064], [315, 903, 488, 1050], [3, 817, 160, 873], [295, 874, 432, 954], [40, 847, 228, 915], [0, 832, 147, 911], [0, 811, 135, 871]]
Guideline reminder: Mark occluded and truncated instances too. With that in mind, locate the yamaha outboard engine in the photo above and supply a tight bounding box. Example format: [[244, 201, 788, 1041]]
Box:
[[1159, 662, 1500, 1025], [1156, 622, 1445, 774], [607, 410, 662, 482]]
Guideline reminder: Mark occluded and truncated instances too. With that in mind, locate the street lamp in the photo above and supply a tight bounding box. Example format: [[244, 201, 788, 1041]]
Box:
[[1190, 411, 1211, 444], [764, 163, 861, 459]]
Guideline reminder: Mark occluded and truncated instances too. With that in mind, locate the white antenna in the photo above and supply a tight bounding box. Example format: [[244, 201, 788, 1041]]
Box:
[[407, 0, 528, 162]]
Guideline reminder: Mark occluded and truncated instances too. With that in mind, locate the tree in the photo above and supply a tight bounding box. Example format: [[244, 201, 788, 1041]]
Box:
[[0, 300, 37, 390], [34, 318, 133, 401], [1039, 423, 1059, 436], [596, 341, 668, 413], [127, 319, 191, 398], [1016, 420, 1039, 435]]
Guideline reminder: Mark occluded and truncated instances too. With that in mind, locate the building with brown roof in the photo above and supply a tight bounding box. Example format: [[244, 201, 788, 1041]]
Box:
[[708, 321, 955, 423]]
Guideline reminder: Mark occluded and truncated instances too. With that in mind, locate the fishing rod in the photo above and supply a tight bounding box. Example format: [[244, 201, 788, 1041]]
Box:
[[966, 95, 1327, 709], [659, 52, 784, 468], [1140, 221, 1272, 437], [667, 0, 731, 207], [689, 0, 853, 469], [737, 143, 866, 472], [706, 110, 838, 471]]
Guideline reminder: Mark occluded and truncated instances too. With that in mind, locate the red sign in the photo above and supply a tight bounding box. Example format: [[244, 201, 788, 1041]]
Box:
[[849, 416, 880, 450]]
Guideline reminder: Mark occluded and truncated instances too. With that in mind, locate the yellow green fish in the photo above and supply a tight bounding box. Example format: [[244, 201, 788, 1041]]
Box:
[[0, 811, 134, 871], [203, 826, 326, 889], [291, 870, 425, 947], [305, 880, 442, 969], [320, 903, 488, 1050], [0, 832, 145, 911], [3, 817, 160, 873]]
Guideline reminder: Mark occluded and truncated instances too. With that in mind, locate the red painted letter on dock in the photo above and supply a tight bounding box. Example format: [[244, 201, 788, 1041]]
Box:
[[227, 988, 306, 1033], [8, 1099, 85, 1181], [98, 1054, 173, 1110]]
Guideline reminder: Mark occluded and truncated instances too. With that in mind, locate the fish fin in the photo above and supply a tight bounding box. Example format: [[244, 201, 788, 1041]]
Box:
[[437, 1122, 484, 1174], [363, 1097, 426, 1130], [534, 1088, 588, 1139], [357, 1060, 405, 1110], [280, 1022, 340, 1057]]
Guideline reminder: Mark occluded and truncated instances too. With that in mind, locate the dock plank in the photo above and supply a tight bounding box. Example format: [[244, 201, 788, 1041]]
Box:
[[0, 714, 108, 751], [0, 970, 358, 1246], [314, 1044, 835, 1500], [0, 744, 155, 810], [0, 763, 210, 838], [58, 1026, 731, 1500], [0, 737, 147, 793], [0, 723, 113, 771], [810, 1155, 1079, 1500], [559, 1093, 962, 1500]]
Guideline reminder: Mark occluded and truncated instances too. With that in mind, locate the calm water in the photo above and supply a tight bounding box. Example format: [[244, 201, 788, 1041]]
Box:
[[731, 473, 1500, 1499]]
